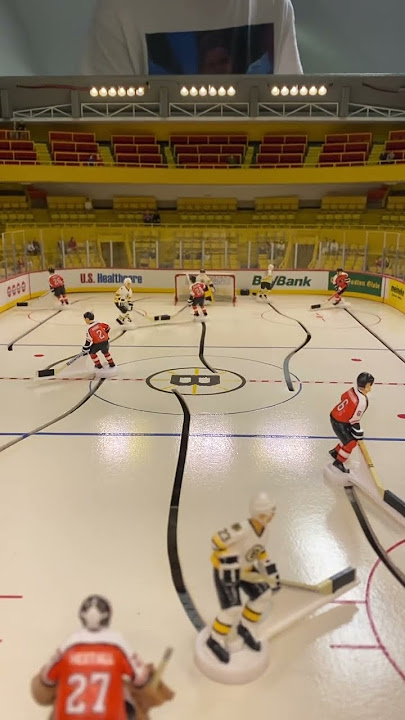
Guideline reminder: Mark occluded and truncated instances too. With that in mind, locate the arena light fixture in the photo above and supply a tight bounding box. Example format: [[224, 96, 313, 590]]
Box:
[[127, 87, 136, 97], [318, 85, 328, 96], [190, 86, 198, 97], [227, 86, 236, 96], [108, 87, 117, 97], [136, 86, 145, 96], [208, 85, 217, 96], [117, 86, 126, 97], [271, 86, 280, 96], [290, 85, 299, 96], [199, 86, 208, 96], [280, 86, 289, 96], [309, 85, 318, 96], [89, 87, 98, 98], [218, 86, 226, 96], [180, 86, 189, 96], [299, 85, 308, 96], [99, 87, 107, 97]]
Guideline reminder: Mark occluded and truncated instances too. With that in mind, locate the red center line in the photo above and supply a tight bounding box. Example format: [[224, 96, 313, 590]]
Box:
[[330, 644, 381, 650], [0, 377, 405, 386], [0, 595, 23, 599]]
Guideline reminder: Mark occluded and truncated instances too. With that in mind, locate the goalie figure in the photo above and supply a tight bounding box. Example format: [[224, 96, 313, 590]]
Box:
[[197, 269, 215, 302], [331, 268, 350, 305], [329, 372, 374, 473], [31, 595, 174, 720], [206, 492, 280, 664], [258, 264, 275, 299], [115, 278, 133, 325]]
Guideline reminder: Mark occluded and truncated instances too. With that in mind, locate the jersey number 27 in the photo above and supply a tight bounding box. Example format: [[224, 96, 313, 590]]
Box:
[[66, 672, 111, 714]]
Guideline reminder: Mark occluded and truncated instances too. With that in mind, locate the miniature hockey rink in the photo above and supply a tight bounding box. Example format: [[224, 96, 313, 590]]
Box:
[[0, 292, 404, 719]]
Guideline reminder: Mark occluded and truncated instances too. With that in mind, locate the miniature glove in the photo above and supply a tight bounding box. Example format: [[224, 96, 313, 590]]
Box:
[[351, 423, 364, 440], [260, 560, 281, 592], [82, 346, 91, 355]]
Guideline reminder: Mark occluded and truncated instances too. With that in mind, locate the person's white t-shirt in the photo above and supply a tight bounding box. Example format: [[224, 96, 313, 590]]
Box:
[[83, 0, 302, 75]]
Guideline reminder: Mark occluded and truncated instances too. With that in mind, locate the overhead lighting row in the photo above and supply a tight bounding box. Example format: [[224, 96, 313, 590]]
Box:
[[180, 85, 236, 98], [89, 86, 147, 98], [270, 84, 328, 97]]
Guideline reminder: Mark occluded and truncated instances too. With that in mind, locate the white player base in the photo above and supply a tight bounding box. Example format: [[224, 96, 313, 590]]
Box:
[[195, 628, 269, 685], [324, 451, 405, 528]]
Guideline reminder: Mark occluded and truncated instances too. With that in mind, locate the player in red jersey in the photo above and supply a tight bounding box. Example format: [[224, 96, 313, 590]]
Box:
[[31, 595, 174, 720], [329, 372, 374, 473], [82, 312, 115, 370], [331, 268, 350, 306], [189, 274, 208, 319], [49, 267, 69, 305]]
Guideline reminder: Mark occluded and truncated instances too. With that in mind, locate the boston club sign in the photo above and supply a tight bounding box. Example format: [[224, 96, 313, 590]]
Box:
[[6, 280, 26, 298]]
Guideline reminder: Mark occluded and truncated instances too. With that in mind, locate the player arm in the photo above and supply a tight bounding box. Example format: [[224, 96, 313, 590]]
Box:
[[351, 422, 364, 440], [82, 330, 92, 354], [276, 0, 303, 74], [82, 0, 137, 75], [211, 526, 243, 583]]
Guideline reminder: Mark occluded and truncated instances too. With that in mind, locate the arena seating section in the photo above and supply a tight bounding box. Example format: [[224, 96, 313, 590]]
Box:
[[318, 133, 372, 166], [253, 196, 299, 223], [50, 132, 101, 165], [47, 196, 95, 221], [380, 129, 405, 163], [112, 135, 163, 166], [254, 135, 307, 168], [113, 196, 157, 221], [0, 130, 37, 164], [171, 135, 247, 167]]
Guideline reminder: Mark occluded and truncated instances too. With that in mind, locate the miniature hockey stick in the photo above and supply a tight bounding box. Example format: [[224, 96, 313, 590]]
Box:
[[310, 293, 337, 311], [8, 307, 62, 351], [241, 567, 356, 595], [149, 647, 174, 690], [17, 290, 51, 307], [345, 485, 405, 588], [37, 352, 83, 378], [358, 440, 405, 517]]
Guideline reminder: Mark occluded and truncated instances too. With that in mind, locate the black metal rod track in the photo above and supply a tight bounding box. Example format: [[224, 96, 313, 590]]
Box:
[[267, 301, 311, 391], [344, 485, 405, 588], [198, 322, 216, 374], [7, 308, 62, 351], [168, 390, 205, 631], [344, 307, 405, 365], [0, 379, 105, 454]]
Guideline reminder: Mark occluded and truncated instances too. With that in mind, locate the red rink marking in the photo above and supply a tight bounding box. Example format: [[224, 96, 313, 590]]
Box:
[[397, 414, 405, 419], [34, 354, 44, 357], [351, 358, 362, 362]]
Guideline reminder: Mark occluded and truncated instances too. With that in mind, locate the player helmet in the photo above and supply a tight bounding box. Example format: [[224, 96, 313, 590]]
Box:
[[124, 277, 132, 286], [357, 372, 375, 388], [200, 269, 206, 273], [48, 267, 55, 274], [83, 311, 94, 321], [189, 275, 197, 283], [336, 268, 344, 273], [79, 595, 112, 631], [250, 492, 276, 519], [268, 264, 274, 272]]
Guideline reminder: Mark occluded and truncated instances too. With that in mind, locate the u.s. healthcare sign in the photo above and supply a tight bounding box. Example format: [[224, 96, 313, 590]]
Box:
[[328, 271, 383, 298]]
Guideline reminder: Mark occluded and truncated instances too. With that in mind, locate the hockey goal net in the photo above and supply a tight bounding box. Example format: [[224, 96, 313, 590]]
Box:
[[174, 273, 236, 304]]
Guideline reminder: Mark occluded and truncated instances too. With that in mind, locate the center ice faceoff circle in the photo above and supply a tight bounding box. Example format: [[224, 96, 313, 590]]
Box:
[[146, 366, 246, 396], [92, 354, 302, 415]]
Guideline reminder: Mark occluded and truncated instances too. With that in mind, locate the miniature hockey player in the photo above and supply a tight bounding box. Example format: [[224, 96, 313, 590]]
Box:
[[82, 311, 116, 370], [31, 594, 174, 720], [206, 492, 280, 664], [115, 277, 133, 325], [48, 267, 68, 305], [189, 275, 208, 319], [197, 269, 215, 302], [331, 268, 350, 305], [258, 264, 275, 299], [329, 372, 375, 473]]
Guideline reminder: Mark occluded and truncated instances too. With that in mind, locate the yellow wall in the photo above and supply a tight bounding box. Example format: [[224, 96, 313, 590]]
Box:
[[10, 119, 401, 143], [2, 164, 405, 186]]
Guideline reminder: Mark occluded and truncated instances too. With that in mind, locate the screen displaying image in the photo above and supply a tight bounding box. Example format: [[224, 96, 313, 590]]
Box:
[[0, 0, 403, 76]]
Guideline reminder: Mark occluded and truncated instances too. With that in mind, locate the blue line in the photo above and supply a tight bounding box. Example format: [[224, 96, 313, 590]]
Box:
[[0, 343, 403, 352], [0, 432, 403, 441]]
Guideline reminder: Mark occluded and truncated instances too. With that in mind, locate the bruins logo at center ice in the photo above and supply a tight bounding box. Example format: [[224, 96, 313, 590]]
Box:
[[146, 366, 246, 396]]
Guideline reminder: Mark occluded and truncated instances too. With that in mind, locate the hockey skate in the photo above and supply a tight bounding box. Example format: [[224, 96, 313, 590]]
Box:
[[329, 449, 338, 460], [333, 459, 350, 474], [206, 636, 230, 664], [116, 317, 124, 325], [237, 623, 261, 652]]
